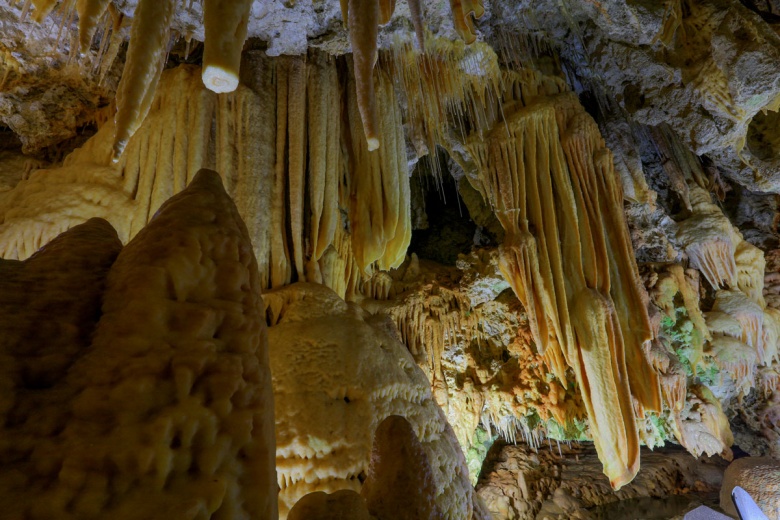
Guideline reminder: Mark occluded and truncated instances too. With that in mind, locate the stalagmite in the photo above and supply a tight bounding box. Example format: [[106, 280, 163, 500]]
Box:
[[360, 415, 443, 519], [0, 170, 278, 518], [201, 0, 253, 93], [288, 490, 373, 520], [264, 283, 481, 519], [76, 0, 111, 55], [111, 0, 175, 160], [348, 0, 381, 151]]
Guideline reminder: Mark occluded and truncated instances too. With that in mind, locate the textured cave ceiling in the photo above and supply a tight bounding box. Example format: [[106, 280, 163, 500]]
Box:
[[3, 0, 780, 519]]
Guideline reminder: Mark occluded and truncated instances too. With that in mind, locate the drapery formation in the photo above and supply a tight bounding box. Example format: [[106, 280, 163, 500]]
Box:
[[465, 92, 661, 489], [0, 56, 411, 299]]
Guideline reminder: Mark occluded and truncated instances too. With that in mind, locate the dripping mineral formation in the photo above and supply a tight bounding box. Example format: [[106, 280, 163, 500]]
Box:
[[3, 0, 780, 518]]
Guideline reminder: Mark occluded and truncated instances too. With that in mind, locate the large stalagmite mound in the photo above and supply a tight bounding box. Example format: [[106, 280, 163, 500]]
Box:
[[264, 282, 486, 519], [0, 169, 277, 519]]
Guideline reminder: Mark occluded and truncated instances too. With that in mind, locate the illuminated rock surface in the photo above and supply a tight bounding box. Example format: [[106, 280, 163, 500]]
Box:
[[3, 0, 780, 517], [0, 170, 277, 519]]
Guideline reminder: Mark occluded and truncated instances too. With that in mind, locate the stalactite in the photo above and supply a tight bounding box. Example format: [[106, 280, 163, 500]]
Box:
[[346, 63, 411, 273], [98, 5, 125, 85], [713, 290, 764, 354], [708, 336, 758, 390], [561, 108, 661, 416], [735, 240, 767, 306], [672, 384, 734, 460], [287, 58, 307, 281], [201, 0, 253, 93], [758, 365, 780, 397], [762, 307, 780, 366], [271, 59, 293, 287], [306, 54, 341, 282], [378, 0, 396, 24], [28, 0, 58, 22], [449, 0, 484, 44], [348, 0, 380, 151], [76, 0, 111, 55], [111, 0, 176, 160], [408, 0, 425, 51], [677, 185, 739, 289]]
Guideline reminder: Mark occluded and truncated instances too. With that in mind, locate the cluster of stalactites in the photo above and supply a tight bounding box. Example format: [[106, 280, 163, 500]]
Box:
[[0, 56, 412, 300], [20, 0, 254, 161], [464, 90, 660, 489], [667, 136, 780, 392], [677, 185, 740, 290], [649, 125, 780, 430], [647, 265, 710, 412], [339, 0, 484, 150]]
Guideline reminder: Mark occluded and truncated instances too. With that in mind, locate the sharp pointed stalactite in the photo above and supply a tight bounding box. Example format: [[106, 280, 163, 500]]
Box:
[[111, 0, 175, 160]]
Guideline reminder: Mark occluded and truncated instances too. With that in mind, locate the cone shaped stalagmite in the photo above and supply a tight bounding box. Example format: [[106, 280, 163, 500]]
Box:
[[0, 171, 277, 518], [361, 415, 442, 519], [466, 93, 659, 489]]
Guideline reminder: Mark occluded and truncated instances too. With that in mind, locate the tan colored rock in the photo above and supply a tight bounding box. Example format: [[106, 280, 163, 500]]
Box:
[[0, 169, 278, 519], [674, 385, 734, 461], [265, 282, 483, 519], [465, 89, 658, 489], [720, 457, 780, 519], [361, 415, 443, 519], [0, 58, 411, 298], [288, 490, 375, 520]]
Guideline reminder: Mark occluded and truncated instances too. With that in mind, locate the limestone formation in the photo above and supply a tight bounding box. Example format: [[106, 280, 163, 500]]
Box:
[[111, 0, 176, 159], [265, 282, 485, 519], [720, 457, 780, 519], [5, 0, 780, 515], [0, 170, 278, 519]]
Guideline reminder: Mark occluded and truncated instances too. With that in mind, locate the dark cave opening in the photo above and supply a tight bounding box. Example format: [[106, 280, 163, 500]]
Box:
[[408, 154, 497, 265]]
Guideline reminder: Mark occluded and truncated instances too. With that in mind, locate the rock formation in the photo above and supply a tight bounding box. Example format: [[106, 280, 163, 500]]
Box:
[[0, 170, 277, 519], [4, 0, 780, 517]]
